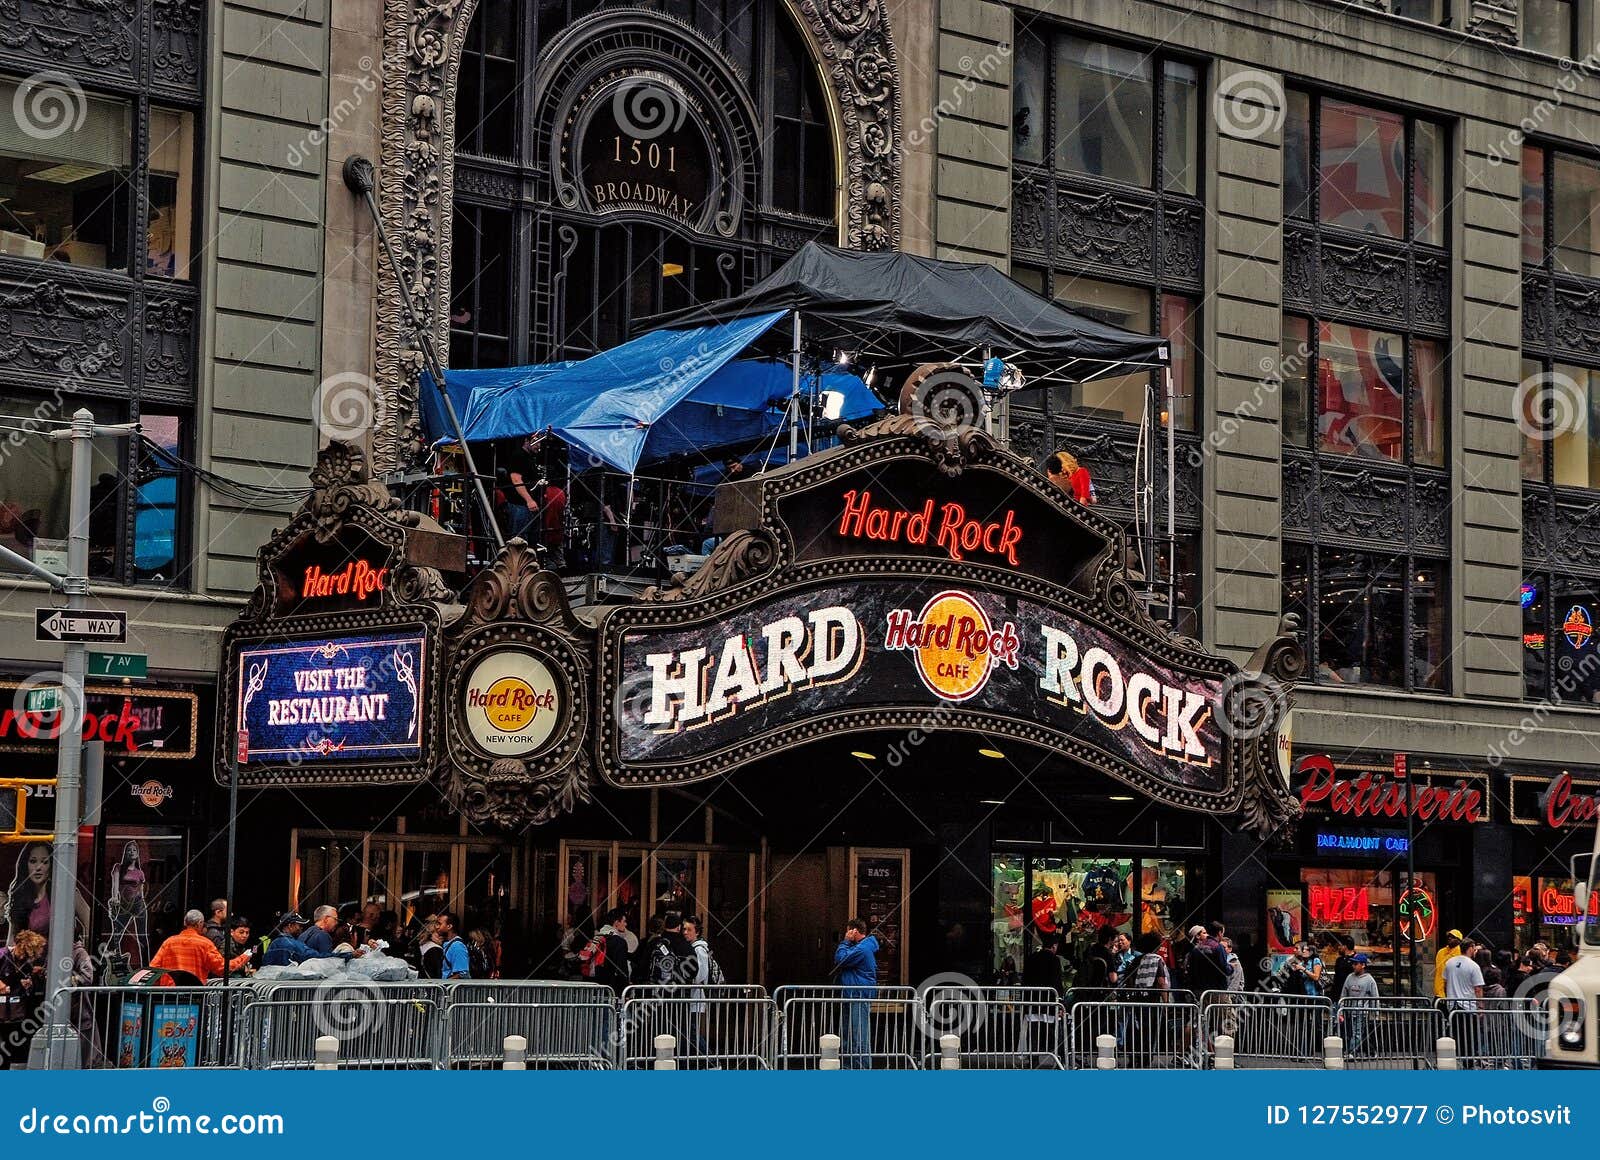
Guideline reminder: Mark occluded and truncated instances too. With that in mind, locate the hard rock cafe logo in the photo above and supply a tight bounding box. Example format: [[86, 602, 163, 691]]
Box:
[[883, 590, 1020, 701], [1563, 604, 1593, 649], [130, 779, 173, 808], [468, 676, 556, 736]]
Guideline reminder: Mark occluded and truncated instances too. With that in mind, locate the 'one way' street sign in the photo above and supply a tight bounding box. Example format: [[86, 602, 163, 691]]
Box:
[[35, 609, 127, 644]]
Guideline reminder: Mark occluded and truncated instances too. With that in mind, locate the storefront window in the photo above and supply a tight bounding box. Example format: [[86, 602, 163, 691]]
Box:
[[1300, 866, 1437, 989], [1049, 278, 1195, 431], [1521, 572, 1600, 703]]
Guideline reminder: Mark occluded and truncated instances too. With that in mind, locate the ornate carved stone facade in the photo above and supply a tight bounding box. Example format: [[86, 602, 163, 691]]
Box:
[[1282, 223, 1449, 338], [374, 0, 904, 473]]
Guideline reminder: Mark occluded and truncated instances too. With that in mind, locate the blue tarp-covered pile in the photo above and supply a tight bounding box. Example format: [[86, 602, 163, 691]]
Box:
[[426, 310, 881, 474]]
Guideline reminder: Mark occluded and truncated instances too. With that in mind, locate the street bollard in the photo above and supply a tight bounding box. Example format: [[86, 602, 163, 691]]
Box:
[[654, 1033, 677, 1070], [819, 1033, 841, 1070], [1323, 1035, 1345, 1070], [1437, 1036, 1458, 1070], [1214, 1034, 1235, 1070], [502, 1034, 527, 1071], [1096, 1033, 1117, 1070], [313, 1035, 339, 1071], [940, 1033, 960, 1070]]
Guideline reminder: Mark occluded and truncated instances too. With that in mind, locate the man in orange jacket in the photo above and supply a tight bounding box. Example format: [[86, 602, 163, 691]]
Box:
[[150, 909, 252, 983]]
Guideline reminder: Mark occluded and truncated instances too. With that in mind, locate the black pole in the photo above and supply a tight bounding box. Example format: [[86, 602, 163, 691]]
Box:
[[341, 155, 505, 553], [1406, 758, 1416, 998]]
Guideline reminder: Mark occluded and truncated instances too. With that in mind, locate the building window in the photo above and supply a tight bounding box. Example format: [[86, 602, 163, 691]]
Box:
[[1524, 0, 1577, 58], [1281, 316, 1445, 467], [458, 0, 519, 159], [1527, 145, 1600, 277], [1284, 544, 1448, 692], [450, 204, 515, 368], [1017, 30, 1198, 192], [1521, 574, 1600, 701]]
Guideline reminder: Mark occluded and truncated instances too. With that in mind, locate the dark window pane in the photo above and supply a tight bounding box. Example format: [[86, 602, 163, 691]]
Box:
[[1411, 561, 1446, 690], [1284, 90, 1312, 220], [1282, 543, 1312, 661], [475, 207, 512, 335], [1523, 574, 1548, 700], [1319, 100, 1405, 237], [1053, 37, 1153, 187], [1316, 548, 1406, 687], [1161, 61, 1199, 195], [1524, 0, 1575, 57], [1392, 0, 1443, 20], [1281, 314, 1311, 448], [1411, 338, 1445, 467], [1553, 152, 1600, 277], [1413, 120, 1444, 246], [1523, 145, 1547, 265], [133, 414, 181, 582], [1316, 322, 1406, 461], [479, 59, 518, 158], [1012, 30, 1047, 165]]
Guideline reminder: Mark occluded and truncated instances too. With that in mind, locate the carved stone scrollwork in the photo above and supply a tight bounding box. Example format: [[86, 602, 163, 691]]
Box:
[[1161, 203, 1203, 287], [1316, 463, 1407, 542], [149, 0, 203, 92], [0, 0, 137, 82], [1282, 225, 1315, 308], [143, 293, 195, 390], [1411, 251, 1449, 333], [1523, 271, 1551, 350], [1319, 238, 1405, 319], [1528, 487, 1600, 573], [1553, 280, 1600, 356], [1056, 187, 1154, 277], [838, 412, 996, 478], [641, 528, 780, 603], [1281, 452, 1315, 534], [0, 273, 127, 384], [376, 0, 904, 473], [1411, 472, 1450, 552], [1010, 170, 1051, 258]]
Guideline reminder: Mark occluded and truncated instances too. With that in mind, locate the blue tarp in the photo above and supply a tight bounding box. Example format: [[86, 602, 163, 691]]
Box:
[[438, 310, 881, 473]]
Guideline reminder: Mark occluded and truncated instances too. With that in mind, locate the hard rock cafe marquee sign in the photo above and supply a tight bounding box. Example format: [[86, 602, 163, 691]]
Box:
[[219, 423, 1302, 837]]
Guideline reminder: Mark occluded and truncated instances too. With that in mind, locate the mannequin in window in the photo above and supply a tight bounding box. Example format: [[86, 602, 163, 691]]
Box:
[[1046, 450, 1095, 504]]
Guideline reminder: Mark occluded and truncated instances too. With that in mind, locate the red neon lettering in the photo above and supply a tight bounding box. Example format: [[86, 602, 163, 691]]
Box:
[[837, 491, 1020, 565], [1296, 756, 1482, 823], [1546, 771, 1600, 829]]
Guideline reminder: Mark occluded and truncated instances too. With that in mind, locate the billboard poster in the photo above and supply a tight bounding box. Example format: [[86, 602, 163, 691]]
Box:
[[150, 1002, 201, 1068], [236, 630, 427, 764], [116, 1001, 145, 1069], [611, 579, 1228, 796], [1265, 887, 1302, 974]]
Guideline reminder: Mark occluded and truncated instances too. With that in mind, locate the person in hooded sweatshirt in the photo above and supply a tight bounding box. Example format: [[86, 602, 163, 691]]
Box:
[[833, 917, 880, 1069]]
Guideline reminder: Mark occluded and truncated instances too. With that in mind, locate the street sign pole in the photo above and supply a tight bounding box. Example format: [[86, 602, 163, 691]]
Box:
[[34, 410, 94, 1067], [1396, 752, 1416, 997]]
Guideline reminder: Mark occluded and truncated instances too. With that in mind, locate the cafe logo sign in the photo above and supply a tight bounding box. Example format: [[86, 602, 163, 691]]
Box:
[[884, 590, 1019, 701], [1295, 755, 1486, 823], [130, 780, 173, 808], [838, 490, 1023, 567], [1563, 604, 1593, 649], [462, 651, 563, 758]]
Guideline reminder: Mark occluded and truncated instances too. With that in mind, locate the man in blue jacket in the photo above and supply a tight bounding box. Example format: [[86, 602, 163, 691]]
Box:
[[262, 912, 353, 968], [833, 918, 879, 1069]]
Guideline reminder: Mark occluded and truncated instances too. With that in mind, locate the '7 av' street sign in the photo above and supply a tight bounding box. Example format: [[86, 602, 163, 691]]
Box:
[[35, 610, 127, 644]]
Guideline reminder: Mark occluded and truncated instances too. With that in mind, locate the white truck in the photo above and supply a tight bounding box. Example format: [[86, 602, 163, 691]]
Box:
[[1543, 835, 1600, 1067]]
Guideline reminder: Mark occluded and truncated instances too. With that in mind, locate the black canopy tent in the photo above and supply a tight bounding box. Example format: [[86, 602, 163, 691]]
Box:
[[642, 242, 1180, 610]]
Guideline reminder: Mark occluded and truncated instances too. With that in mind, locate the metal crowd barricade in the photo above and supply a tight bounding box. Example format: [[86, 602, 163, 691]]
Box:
[[1201, 990, 1332, 1068], [774, 985, 921, 1069], [1443, 997, 1548, 1069], [618, 985, 777, 1069], [237, 980, 445, 1069], [443, 981, 617, 1069], [1335, 997, 1443, 1069], [1068, 998, 1202, 1069], [921, 986, 1066, 1069], [58, 984, 248, 1069]]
